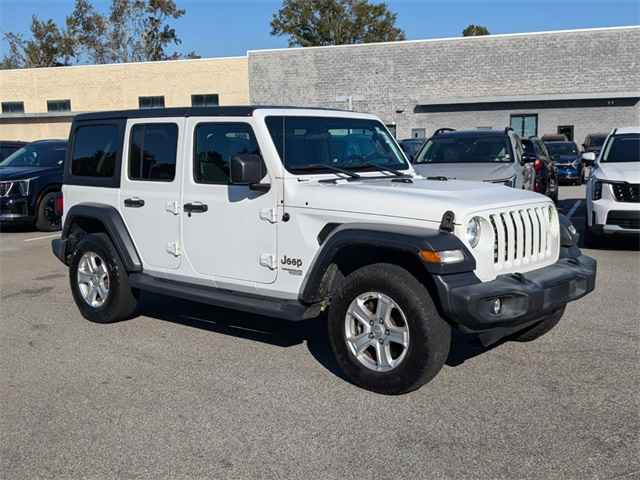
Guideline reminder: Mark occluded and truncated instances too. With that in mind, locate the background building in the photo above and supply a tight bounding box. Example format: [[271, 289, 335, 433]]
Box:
[[0, 56, 248, 141], [1, 26, 638, 145], [249, 26, 639, 144]]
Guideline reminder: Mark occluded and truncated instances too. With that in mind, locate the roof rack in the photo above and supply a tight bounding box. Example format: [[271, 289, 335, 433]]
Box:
[[434, 128, 456, 136]]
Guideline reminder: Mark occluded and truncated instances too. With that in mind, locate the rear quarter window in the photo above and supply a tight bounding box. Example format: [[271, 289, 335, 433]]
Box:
[[66, 121, 124, 187]]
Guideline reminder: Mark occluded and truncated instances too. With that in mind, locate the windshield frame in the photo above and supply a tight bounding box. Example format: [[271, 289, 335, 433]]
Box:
[[414, 134, 515, 165], [264, 115, 410, 176]]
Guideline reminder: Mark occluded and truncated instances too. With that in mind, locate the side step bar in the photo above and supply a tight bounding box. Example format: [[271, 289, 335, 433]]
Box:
[[128, 273, 310, 321]]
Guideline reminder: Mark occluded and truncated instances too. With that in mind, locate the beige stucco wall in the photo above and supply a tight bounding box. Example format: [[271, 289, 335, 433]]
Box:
[[0, 56, 249, 141]]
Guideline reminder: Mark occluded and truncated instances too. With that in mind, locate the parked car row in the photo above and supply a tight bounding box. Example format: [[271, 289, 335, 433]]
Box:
[[396, 129, 621, 204], [0, 139, 66, 231]]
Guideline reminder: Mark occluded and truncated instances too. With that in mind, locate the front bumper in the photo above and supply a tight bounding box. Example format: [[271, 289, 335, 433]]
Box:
[[434, 254, 596, 334], [590, 199, 640, 234], [0, 196, 32, 222]]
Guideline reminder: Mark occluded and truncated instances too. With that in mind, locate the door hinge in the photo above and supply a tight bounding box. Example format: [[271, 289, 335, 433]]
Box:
[[259, 253, 277, 270], [259, 208, 278, 224], [167, 241, 181, 257], [166, 200, 180, 215]]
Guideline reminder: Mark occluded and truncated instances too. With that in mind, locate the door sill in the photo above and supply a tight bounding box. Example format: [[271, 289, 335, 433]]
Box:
[[128, 273, 311, 321]]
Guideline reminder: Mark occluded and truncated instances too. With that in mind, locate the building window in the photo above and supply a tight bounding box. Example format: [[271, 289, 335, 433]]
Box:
[[129, 123, 178, 182], [139, 96, 165, 109], [557, 125, 574, 141], [1, 101, 25, 113], [510, 114, 538, 138], [47, 100, 71, 112], [191, 94, 219, 107], [411, 128, 426, 139]]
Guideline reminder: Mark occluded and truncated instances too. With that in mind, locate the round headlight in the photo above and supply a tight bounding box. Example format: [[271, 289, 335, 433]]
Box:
[[466, 217, 481, 248]]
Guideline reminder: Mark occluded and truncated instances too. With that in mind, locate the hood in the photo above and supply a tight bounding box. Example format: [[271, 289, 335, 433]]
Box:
[[0, 166, 60, 181], [412, 162, 515, 182], [288, 176, 551, 224], [594, 162, 640, 183]]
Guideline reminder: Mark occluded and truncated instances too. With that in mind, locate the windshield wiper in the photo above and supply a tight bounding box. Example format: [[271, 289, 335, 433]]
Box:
[[294, 164, 361, 180], [351, 162, 411, 178]]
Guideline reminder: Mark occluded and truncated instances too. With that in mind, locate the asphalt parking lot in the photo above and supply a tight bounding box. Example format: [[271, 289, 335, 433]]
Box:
[[1, 185, 638, 480]]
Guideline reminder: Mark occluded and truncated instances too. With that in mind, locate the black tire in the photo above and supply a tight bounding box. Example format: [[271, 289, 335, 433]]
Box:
[[69, 233, 138, 323], [35, 191, 61, 232], [328, 263, 451, 395], [511, 306, 565, 342]]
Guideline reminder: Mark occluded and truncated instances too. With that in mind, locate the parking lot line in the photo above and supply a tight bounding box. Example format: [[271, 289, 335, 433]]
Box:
[[565, 200, 582, 219], [24, 233, 60, 242]]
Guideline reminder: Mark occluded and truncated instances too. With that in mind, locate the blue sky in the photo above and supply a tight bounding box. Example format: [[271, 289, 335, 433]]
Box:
[[1, 0, 638, 59]]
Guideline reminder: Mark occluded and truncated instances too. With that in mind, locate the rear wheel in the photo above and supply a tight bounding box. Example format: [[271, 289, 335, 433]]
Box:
[[328, 263, 451, 395], [69, 233, 138, 323], [35, 191, 61, 231], [512, 306, 565, 342]]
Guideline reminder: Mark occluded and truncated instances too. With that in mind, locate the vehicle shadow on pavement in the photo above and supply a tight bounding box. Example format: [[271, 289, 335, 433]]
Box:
[[137, 292, 500, 380]]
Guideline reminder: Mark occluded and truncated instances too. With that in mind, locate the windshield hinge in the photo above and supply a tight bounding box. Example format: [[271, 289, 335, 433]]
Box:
[[259, 208, 278, 224], [259, 253, 277, 270]]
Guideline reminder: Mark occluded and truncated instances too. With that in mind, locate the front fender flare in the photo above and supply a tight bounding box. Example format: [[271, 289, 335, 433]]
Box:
[[298, 223, 474, 304]]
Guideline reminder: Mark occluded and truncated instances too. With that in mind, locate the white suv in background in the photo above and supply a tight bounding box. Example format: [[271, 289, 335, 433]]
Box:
[[584, 127, 640, 244]]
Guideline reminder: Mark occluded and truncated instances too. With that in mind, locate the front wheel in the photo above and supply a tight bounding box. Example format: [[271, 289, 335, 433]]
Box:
[[328, 263, 451, 395]]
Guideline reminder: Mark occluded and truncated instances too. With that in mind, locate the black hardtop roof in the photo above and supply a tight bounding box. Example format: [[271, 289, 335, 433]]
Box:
[[74, 105, 351, 122]]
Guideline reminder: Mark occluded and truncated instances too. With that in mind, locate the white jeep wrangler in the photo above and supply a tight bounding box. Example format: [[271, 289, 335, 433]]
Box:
[[53, 107, 596, 394]]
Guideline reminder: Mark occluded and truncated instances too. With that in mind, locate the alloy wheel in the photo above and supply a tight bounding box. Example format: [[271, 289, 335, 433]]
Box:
[[77, 251, 110, 308], [344, 292, 410, 372]]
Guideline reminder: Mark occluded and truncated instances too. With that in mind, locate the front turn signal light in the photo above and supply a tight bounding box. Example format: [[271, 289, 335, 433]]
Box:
[[419, 249, 465, 264]]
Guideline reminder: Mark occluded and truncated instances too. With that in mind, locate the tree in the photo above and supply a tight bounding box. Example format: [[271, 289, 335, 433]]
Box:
[[271, 0, 405, 47], [1, 16, 76, 69], [462, 24, 490, 37], [1, 0, 196, 69]]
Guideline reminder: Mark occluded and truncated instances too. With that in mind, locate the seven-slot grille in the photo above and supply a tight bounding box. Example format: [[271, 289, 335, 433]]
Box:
[[611, 183, 639, 203], [487, 205, 556, 269]]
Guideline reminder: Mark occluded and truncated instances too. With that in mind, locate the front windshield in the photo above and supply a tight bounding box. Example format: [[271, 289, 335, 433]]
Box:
[[546, 142, 578, 156], [265, 116, 408, 174], [0, 143, 66, 168], [415, 135, 512, 164], [601, 134, 640, 163]]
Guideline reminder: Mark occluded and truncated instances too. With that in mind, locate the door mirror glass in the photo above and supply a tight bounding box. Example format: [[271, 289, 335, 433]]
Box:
[[230, 154, 267, 187]]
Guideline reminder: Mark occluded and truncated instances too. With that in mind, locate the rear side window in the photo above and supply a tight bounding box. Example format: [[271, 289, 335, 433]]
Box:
[[71, 125, 119, 177], [129, 124, 178, 181], [194, 123, 261, 184]]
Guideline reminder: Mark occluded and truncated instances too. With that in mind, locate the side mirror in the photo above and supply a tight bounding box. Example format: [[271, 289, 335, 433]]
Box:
[[230, 154, 270, 192], [581, 152, 596, 165]]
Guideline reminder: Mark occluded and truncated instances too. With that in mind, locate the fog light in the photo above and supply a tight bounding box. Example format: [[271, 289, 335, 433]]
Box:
[[491, 298, 503, 315]]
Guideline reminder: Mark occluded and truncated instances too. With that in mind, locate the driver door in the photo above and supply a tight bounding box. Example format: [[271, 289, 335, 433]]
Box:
[[181, 118, 278, 284]]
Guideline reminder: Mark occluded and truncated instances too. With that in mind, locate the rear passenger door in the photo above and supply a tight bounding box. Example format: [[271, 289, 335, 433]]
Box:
[[120, 118, 185, 271]]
